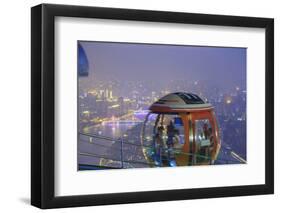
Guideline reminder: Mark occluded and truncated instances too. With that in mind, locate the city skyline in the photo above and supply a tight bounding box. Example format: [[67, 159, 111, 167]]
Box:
[[79, 41, 246, 92], [78, 41, 247, 170]]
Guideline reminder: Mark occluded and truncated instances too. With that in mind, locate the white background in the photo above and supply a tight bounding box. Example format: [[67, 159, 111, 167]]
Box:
[[55, 17, 265, 196], [0, 0, 279, 212]]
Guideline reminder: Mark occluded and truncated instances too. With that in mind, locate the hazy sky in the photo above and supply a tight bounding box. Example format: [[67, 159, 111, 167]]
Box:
[[79, 41, 246, 89]]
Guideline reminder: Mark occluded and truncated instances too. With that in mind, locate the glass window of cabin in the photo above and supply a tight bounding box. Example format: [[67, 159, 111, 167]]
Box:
[[157, 114, 185, 150], [194, 119, 213, 162], [142, 113, 159, 147]]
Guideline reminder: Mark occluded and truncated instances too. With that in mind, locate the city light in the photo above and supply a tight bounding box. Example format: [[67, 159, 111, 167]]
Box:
[[225, 97, 232, 104], [78, 41, 247, 169]]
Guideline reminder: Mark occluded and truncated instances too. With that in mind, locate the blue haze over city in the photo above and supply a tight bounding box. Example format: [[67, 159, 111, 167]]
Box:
[[78, 41, 246, 169]]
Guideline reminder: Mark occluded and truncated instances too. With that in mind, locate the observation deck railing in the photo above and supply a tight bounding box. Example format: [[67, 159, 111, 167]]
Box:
[[78, 132, 244, 170]]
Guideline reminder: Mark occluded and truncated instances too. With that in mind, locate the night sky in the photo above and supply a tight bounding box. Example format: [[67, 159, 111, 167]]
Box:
[[79, 41, 246, 90]]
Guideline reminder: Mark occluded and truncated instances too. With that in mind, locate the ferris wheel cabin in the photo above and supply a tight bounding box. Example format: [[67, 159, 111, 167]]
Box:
[[141, 92, 221, 167]]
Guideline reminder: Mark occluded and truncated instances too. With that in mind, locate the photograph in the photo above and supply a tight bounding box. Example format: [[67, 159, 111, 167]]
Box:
[[77, 41, 247, 170], [30, 3, 274, 209]]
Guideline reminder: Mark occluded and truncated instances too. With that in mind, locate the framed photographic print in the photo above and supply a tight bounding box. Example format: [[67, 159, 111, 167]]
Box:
[[31, 4, 274, 209]]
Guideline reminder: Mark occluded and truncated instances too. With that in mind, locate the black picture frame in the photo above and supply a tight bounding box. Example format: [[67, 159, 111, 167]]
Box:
[[31, 3, 274, 209]]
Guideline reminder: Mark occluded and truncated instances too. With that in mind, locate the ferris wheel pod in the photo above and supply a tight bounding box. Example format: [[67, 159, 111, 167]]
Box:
[[141, 92, 221, 167]]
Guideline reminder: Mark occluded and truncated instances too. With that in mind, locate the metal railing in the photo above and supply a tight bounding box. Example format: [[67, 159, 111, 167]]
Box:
[[78, 132, 244, 169], [79, 132, 153, 169]]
